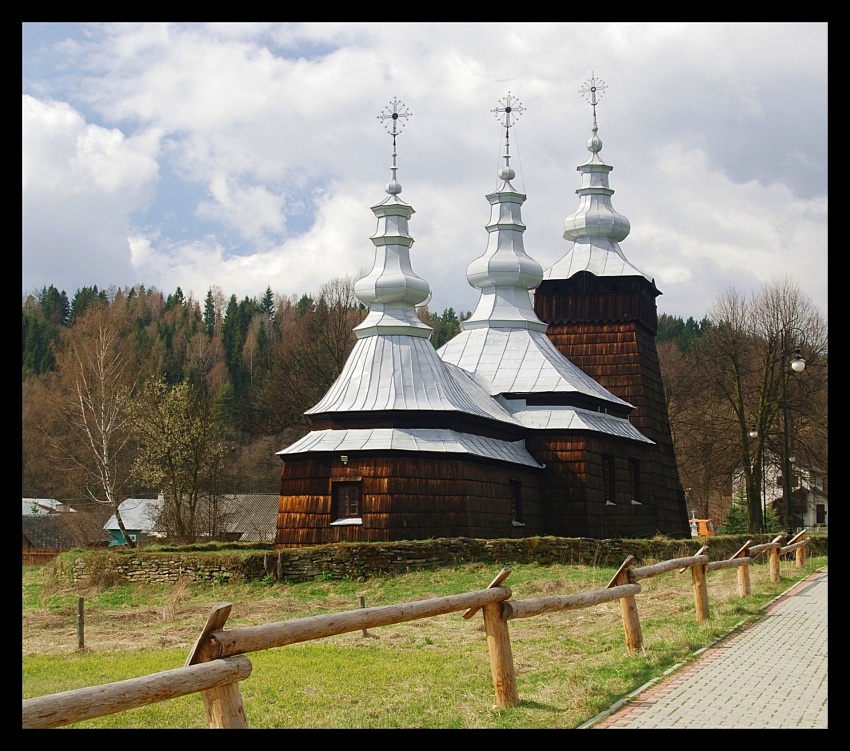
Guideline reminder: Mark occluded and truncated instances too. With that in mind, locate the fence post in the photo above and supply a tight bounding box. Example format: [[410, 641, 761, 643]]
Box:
[[482, 599, 518, 708], [76, 597, 85, 652], [360, 596, 369, 637], [607, 556, 643, 654], [789, 530, 808, 569], [732, 541, 752, 597], [691, 560, 710, 623], [768, 535, 783, 583], [185, 602, 250, 728]]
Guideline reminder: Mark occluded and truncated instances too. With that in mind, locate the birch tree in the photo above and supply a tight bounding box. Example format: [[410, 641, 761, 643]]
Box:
[[49, 303, 139, 546]]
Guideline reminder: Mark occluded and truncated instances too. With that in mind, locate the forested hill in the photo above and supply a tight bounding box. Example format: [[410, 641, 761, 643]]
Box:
[[24, 278, 825, 543], [22, 279, 475, 503]]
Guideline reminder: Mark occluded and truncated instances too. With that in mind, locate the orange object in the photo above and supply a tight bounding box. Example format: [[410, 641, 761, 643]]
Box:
[[689, 518, 716, 537]]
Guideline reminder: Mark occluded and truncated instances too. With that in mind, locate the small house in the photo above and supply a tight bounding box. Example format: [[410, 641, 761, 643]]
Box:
[[103, 496, 165, 546]]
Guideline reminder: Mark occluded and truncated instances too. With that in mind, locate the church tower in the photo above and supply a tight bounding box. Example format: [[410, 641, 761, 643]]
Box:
[[533, 76, 690, 536]]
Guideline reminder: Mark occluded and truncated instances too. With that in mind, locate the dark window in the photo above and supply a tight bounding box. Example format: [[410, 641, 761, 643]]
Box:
[[603, 456, 615, 504], [629, 458, 642, 504], [510, 479, 524, 523], [334, 483, 361, 519], [816, 504, 825, 524]]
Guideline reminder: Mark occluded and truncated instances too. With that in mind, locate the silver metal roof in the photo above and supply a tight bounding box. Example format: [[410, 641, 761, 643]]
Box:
[[306, 334, 521, 425], [103, 497, 164, 532], [277, 427, 543, 468], [543, 76, 653, 284], [354, 99, 433, 339], [437, 95, 632, 411], [278, 92, 654, 465], [505, 401, 655, 443], [22, 498, 76, 515], [439, 326, 632, 406]]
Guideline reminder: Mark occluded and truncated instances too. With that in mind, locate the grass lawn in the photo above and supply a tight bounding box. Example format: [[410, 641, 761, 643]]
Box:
[[22, 554, 826, 729]]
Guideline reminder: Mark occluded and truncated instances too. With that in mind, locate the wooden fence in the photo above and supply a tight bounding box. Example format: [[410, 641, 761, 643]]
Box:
[[22, 531, 811, 729], [22, 549, 64, 567]]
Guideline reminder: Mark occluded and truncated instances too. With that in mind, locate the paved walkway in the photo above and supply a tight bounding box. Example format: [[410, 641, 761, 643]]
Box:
[[581, 568, 828, 729]]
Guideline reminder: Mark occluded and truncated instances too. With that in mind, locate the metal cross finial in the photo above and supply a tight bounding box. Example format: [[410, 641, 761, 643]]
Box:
[[580, 73, 607, 125], [493, 92, 524, 181], [492, 91, 525, 130], [378, 97, 412, 144], [377, 98, 412, 194]]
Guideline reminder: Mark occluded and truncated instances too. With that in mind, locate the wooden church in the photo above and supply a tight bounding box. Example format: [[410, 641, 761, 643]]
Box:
[[275, 82, 690, 547]]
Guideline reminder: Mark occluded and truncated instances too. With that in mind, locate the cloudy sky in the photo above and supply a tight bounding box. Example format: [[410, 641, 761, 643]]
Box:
[[22, 22, 827, 321]]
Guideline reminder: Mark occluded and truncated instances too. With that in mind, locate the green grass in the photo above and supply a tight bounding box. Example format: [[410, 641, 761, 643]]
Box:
[[22, 556, 826, 729]]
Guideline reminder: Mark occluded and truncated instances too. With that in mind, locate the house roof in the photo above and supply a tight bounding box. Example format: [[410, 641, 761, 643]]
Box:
[[506, 402, 655, 443], [439, 327, 632, 407], [103, 497, 164, 532], [22, 498, 76, 515], [306, 332, 524, 427], [23, 512, 111, 549], [219, 494, 279, 542]]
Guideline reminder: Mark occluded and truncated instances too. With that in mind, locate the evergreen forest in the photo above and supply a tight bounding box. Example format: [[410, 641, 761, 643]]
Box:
[[22, 277, 827, 540]]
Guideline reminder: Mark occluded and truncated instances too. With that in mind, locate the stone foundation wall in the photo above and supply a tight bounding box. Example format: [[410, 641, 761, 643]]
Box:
[[64, 534, 828, 585]]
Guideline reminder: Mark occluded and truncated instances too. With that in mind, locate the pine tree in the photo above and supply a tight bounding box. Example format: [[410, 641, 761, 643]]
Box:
[[37, 285, 70, 326], [69, 286, 107, 324], [260, 286, 275, 319], [204, 289, 216, 338]]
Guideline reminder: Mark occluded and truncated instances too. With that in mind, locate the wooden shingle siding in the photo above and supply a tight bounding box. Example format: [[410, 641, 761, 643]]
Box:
[[277, 455, 544, 547], [535, 273, 690, 539]]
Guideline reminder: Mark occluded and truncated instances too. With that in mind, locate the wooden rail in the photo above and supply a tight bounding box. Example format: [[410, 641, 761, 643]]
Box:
[[22, 656, 253, 729], [22, 531, 814, 726], [193, 586, 513, 662]]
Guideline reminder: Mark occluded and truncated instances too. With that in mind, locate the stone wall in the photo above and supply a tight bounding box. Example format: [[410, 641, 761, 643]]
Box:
[[63, 534, 828, 585]]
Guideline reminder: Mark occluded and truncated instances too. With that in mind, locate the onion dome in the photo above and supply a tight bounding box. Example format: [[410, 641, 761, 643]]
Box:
[[438, 92, 633, 410], [544, 74, 652, 282], [463, 92, 546, 332], [353, 98, 432, 338]]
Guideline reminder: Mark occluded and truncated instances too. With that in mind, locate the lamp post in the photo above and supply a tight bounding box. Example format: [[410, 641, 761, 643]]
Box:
[[748, 424, 761, 532], [780, 330, 806, 538]]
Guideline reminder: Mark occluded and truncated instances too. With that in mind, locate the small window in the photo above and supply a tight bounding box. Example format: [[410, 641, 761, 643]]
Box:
[[629, 458, 642, 505], [510, 479, 525, 525], [331, 482, 362, 524], [603, 456, 616, 504]]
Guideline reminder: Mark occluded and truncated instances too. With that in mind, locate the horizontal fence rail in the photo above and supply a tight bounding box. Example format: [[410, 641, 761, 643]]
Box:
[[23, 532, 813, 728], [22, 656, 253, 729], [197, 586, 513, 662], [502, 583, 641, 620]]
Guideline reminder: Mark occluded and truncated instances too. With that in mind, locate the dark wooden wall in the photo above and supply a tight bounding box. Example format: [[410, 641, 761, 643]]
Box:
[[535, 272, 690, 538], [277, 454, 544, 547], [527, 434, 664, 539]]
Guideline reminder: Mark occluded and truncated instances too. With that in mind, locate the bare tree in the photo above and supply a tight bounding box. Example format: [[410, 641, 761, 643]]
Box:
[[47, 303, 140, 546], [260, 275, 365, 434], [679, 278, 827, 533]]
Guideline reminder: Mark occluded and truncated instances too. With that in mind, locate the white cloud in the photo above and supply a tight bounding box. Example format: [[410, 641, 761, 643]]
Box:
[[22, 94, 162, 296], [22, 22, 827, 322]]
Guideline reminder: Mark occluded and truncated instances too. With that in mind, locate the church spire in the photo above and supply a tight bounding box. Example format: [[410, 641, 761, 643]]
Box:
[[353, 98, 432, 338], [543, 74, 652, 282], [462, 92, 546, 332]]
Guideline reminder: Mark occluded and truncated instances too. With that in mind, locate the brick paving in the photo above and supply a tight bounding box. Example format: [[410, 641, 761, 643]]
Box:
[[581, 568, 828, 729]]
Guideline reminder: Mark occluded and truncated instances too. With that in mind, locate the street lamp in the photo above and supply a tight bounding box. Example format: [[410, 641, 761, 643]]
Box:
[[748, 424, 762, 532], [781, 332, 806, 538]]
